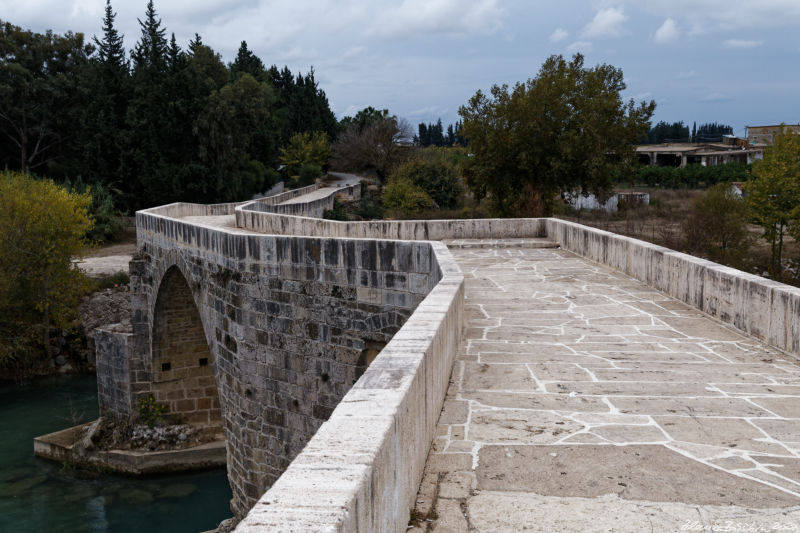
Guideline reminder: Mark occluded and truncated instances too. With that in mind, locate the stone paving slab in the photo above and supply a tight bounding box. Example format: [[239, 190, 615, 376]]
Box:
[[412, 244, 800, 532]]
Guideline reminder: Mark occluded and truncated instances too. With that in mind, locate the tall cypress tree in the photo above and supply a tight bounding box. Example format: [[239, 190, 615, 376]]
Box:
[[231, 41, 265, 81], [132, 0, 167, 72], [80, 0, 130, 186], [123, 0, 174, 207], [93, 0, 126, 70]]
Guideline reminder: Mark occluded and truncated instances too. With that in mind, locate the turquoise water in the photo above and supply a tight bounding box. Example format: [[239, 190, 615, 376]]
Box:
[[0, 375, 232, 533]]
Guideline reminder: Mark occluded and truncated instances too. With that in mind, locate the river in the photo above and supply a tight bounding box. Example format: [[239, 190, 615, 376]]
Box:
[[0, 375, 232, 533]]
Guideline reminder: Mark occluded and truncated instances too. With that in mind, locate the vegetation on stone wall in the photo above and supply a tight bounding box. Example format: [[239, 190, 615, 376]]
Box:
[[0, 171, 94, 376]]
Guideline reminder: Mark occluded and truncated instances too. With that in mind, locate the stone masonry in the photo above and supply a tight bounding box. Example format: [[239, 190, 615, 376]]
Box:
[[95, 202, 441, 518]]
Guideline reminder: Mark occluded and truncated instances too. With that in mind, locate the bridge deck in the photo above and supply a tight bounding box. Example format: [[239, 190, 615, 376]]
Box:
[[412, 242, 800, 532]]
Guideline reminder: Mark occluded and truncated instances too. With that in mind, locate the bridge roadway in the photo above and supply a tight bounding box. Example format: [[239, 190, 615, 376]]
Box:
[[412, 240, 800, 532]]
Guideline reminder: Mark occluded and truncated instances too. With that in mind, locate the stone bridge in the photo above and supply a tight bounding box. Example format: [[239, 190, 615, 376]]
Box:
[[97, 174, 800, 532]]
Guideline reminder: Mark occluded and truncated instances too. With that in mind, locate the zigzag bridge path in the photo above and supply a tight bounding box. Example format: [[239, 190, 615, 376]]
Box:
[[95, 174, 800, 532]]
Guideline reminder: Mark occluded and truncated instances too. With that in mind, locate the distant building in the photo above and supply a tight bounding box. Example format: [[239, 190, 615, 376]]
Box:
[[636, 139, 763, 168], [746, 124, 800, 145]]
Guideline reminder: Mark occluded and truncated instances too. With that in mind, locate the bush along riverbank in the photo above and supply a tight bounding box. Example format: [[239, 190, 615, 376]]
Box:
[[1, 282, 131, 382]]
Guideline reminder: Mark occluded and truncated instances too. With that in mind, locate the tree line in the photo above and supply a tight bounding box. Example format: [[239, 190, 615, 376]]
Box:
[[414, 119, 466, 147], [0, 1, 337, 212], [645, 121, 734, 144]]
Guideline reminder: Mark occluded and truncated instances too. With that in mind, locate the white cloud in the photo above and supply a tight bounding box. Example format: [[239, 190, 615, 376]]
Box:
[[653, 18, 679, 44], [616, 0, 800, 34], [370, 0, 504, 38], [549, 27, 569, 43], [567, 40, 593, 53], [582, 7, 628, 39], [722, 39, 763, 49]]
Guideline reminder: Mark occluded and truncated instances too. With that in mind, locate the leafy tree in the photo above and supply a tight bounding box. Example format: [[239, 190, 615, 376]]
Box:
[[460, 53, 655, 216], [382, 177, 432, 217], [340, 106, 389, 134], [331, 111, 413, 181], [194, 72, 274, 199], [390, 157, 462, 209], [745, 128, 800, 279], [683, 183, 750, 265], [0, 171, 93, 372], [279, 131, 331, 178], [0, 21, 93, 173]]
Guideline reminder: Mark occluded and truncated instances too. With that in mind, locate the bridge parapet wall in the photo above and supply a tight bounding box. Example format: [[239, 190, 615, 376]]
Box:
[[235, 201, 548, 240], [547, 218, 800, 357], [244, 181, 361, 218]]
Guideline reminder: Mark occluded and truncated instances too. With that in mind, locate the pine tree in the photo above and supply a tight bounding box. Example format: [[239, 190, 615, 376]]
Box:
[[80, 0, 130, 186], [418, 123, 429, 146], [93, 0, 126, 71], [132, 0, 167, 72], [231, 41, 265, 80]]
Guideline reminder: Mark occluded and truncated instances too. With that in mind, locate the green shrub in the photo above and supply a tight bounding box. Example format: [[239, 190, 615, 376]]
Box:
[[138, 394, 167, 428], [298, 163, 322, 187], [631, 162, 750, 189], [683, 182, 750, 265], [63, 178, 125, 243], [391, 158, 463, 209], [0, 171, 94, 373], [356, 193, 384, 220], [382, 178, 432, 217]]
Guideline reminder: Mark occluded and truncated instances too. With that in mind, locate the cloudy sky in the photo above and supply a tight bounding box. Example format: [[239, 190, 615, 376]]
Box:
[[4, 0, 799, 134]]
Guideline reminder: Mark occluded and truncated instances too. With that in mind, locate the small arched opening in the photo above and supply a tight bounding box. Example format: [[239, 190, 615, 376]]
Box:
[[151, 266, 220, 427]]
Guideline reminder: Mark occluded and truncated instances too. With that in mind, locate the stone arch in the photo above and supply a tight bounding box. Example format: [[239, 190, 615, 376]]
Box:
[[151, 265, 220, 426]]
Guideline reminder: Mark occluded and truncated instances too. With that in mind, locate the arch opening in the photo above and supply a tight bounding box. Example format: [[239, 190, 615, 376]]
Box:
[[151, 266, 220, 428]]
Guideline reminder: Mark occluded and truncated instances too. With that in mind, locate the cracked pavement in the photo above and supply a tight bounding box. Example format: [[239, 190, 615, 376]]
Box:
[[412, 241, 800, 532]]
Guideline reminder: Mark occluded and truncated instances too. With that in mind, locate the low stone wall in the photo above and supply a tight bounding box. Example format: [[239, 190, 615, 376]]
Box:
[[547, 218, 800, 357], [235, 204, 548, 240], [242, 181, 361, 218], [251, 182, 322, 206]]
